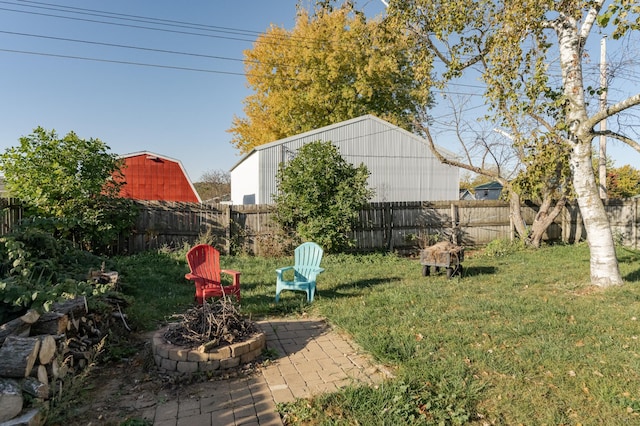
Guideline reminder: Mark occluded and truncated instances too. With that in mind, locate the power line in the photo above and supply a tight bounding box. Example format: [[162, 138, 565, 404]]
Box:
[[0, 30, 248, 64], [0, 1, 317, 48], [0, 48, 248, 76], [1, 45, 490, 100], [0, 6, 266, 45], [12, 0, 266, 37]]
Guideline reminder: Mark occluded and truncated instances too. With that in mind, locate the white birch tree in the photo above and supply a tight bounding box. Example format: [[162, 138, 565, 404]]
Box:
[[384, 0, 640, 287]]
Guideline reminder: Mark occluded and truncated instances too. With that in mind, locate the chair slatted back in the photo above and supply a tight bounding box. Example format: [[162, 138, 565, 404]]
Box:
[[294, 242, 323, 281], [186, 244, 221, 283]]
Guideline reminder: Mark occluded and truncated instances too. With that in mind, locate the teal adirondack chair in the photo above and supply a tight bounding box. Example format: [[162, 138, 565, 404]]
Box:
[[275, 242, 324, 303]]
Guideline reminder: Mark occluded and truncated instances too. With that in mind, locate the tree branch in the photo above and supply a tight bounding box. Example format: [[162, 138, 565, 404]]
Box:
[[579, 0, 606, 40], [587, 93, 640, 128], [417, 121, 501, 181], [593, 130, 640, 154]]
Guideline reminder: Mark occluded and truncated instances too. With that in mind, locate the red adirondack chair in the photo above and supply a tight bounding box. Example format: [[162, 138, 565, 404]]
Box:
[[185, 244, 241, 304]]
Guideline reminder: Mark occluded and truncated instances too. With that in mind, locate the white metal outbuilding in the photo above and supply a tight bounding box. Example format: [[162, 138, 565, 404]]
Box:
[[229, 115, 459, 205]]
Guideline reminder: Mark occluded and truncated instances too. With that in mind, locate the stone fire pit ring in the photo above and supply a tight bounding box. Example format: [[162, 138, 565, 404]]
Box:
[[151, 326, 266, 373]]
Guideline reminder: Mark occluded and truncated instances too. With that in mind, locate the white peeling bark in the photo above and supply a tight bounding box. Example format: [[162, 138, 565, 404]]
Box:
[[555, 13, 623, 287], [571, 142, 622, 286]]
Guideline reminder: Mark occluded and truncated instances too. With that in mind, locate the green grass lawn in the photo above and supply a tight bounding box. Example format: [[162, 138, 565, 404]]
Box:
[[113, 242, 640, 425]]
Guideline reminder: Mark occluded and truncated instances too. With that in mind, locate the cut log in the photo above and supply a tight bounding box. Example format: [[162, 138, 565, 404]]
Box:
[[30, 312, 68, 336], [46, 358, 60, 379], [51, 297, 87, 316], [36, 335, 56, 365], [0, 336, 41, 378], [30, 364, 48, 386], [21, 377, 49, 399], [1, 408, 43, 426], [0, 378, 23, 423], [0, 310, 40, 345]]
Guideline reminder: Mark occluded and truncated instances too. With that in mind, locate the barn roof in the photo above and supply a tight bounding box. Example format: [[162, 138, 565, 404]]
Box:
[[117, 151, 202, 203], [229, 114, 457, 172]]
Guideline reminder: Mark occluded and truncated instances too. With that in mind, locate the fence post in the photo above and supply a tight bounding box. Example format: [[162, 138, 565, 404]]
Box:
[[224, 204, 232, 255], [450, 203, 458, 245], [385, 203, 393, 251]]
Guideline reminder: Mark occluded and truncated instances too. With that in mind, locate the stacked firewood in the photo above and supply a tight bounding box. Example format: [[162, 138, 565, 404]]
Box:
[[0, 271, 124, 424]]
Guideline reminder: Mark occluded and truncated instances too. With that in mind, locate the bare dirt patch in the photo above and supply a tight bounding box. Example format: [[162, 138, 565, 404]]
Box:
[[61, 331, 263, 425]]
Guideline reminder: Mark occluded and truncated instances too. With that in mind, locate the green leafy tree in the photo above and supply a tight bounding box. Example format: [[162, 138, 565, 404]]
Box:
[[384, 0, 640, 287], [228, 1, 431, 153], [511, 135, 573, 247], [0, 127, 136, 252], [273, 141, 373, 252], [607, 164, 640, 199]]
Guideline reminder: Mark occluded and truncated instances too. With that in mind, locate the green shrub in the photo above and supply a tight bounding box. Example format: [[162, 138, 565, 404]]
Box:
[[273, 141, 373, 253], [0, 227, 115, 322], [483, 237, 527, 257]]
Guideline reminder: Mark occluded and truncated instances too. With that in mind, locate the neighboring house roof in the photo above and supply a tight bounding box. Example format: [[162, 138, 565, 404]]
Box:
[[474, 181, 503, 191], [459, 189, 475, 200], [117, 151, 201, 203]]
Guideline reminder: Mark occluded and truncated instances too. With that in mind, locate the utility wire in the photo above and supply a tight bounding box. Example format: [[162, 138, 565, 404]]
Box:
[[0, 30, 248, 64], [0, 48, 248, 76]]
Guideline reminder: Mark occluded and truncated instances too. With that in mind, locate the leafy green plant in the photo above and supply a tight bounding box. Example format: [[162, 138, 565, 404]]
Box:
[[0, 227, 117, 322], [483, 237, 527, 257], [273, 140, 373, 253], [0, 127, 137, 253]]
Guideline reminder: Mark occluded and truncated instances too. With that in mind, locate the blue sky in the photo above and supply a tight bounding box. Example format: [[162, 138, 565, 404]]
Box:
[[0, 0, 385, 182], [0, 0, 637, 183]]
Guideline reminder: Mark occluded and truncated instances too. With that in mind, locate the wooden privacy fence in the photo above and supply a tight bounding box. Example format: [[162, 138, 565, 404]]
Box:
[[114, 199, 640, 254], [1, 198, 638, 254]]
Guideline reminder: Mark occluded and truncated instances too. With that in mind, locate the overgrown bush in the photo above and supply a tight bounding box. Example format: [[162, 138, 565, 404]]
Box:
[[0, 227, 117, 323], [273, 141, 373, 253], [0, 127, 138, 254]]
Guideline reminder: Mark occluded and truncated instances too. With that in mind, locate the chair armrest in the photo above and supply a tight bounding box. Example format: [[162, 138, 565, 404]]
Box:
[[185, 272, 199, 281], [221, 269, 241, 285], [276, 266, 294, 280]]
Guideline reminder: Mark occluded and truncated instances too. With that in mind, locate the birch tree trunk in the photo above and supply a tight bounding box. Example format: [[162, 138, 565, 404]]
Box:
[[570, 141, 622, 286], [555, 13, 623, 287]]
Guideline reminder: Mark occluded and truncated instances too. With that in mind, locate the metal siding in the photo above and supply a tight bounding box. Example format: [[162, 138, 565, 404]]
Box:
[[254, 116, 459, 204]]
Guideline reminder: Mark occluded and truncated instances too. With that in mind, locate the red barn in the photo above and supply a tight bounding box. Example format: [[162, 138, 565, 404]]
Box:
[[116, 151, 201, 203]]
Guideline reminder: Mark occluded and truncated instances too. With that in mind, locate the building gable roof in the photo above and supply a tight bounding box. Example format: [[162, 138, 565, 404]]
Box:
[[230, 114, 457, 172]]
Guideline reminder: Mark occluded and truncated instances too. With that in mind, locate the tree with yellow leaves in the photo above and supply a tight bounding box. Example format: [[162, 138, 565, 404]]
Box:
[[228, 1, 431, 154]]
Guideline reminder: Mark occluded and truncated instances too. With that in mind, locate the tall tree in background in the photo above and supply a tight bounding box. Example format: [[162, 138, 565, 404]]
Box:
[[607, 164, 640, 199], [194, 169, 231, 202], [385, 0, 640, 287], [228, 1, 431, 153]]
